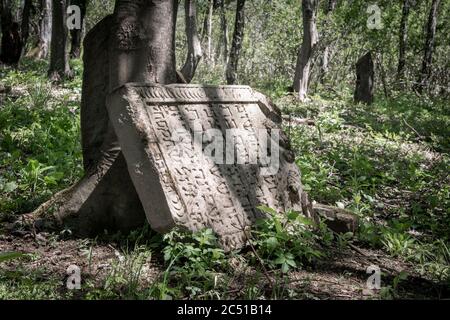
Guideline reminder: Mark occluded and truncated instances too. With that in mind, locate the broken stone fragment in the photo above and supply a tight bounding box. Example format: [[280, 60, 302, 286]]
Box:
[[313, 203, 359, 234]]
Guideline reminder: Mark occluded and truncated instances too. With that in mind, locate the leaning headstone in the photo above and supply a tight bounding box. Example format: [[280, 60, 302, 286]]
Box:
[[107, 84, 311, 251], [354, 52, 374, 105]]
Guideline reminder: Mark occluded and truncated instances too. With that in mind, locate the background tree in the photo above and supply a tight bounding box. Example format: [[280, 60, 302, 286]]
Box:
[[180, 0, 202, 83], [319, 0, 337, 84], [217, 0, 229, 64], [48, 0, 71, 80], [293, 0, 319, 101], [226, 0, 245, 85], [0, 0, 22, 64], [20, 0, 33, 57], [28, 0, 52, 59], [416, 0, 441, 93], [396, 0, 411, 84]]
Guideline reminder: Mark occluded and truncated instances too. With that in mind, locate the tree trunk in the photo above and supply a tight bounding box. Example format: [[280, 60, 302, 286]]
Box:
[[54, 0, 178, 235], [218, 0, 229, 64], [205, 0, 213, 63], [226, 0, 245, 85], [48, 0, 71, 80], [396, 0, 410, 84], [180, 0, 202, 83], [30, 0, 52, 59], [0, 0, 22, 65], [378, 52, 389, 98], [69, 0, 86, 59], [416, 0, 440, 93], [20, 0, 33, 57], [293, 0, 319, 102], [354, 51, 374, 105], [319, 0, 337, 84]]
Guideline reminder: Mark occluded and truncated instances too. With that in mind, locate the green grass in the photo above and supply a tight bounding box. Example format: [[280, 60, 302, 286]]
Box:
[[0, 60, 83, 219], [273, 91, 449, 284]]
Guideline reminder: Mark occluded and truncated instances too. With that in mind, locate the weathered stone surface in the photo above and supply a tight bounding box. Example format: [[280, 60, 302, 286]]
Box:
[[354, 51, 375, 105], [107, 84, 308, 250]]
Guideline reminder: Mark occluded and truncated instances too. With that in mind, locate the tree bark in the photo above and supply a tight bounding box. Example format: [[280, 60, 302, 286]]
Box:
[[69, 0, 86, 59], [0, 0, 22, 65], [226, 0, 245, 85], [293, 0, 319, 102], [54, 0, 178, 235], [218, 0, 229, 64], [30, 0, 52, 59], [48, 0, 71, 80], [396, 0, 410, 84], [204, 0, 213, 64], [354, 51, 374, 105], [319, 0, 337, 84], [20, 0, 33, 57], [416, 0, 440, 93], [180, 0, 202, 83]]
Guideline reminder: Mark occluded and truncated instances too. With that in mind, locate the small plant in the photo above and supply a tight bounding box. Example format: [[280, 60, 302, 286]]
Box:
[[380, 271, 409, 300], [158, 228, 228, 299], [250, 206, 332, 273], [381, 231, 415, 257], [84, 245, 152, 300]]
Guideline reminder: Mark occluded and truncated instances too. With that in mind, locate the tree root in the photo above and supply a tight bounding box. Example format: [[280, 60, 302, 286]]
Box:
[[20, 183, 79, 230]]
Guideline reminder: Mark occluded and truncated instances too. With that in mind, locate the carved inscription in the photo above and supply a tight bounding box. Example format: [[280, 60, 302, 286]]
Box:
[[107, 84, 305, 251]]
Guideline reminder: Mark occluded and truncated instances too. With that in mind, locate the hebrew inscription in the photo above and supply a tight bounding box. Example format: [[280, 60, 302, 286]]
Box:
[[107, 84, 305, 250]]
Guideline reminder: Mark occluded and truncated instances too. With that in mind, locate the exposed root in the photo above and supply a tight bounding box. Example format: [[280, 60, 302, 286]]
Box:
[[20, 183, 79, 228]]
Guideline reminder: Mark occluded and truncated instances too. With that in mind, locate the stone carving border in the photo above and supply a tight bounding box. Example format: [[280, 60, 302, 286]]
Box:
[[121, 83, 259, 104]]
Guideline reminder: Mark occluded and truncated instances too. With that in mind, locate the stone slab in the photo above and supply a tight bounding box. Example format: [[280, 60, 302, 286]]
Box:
[[107, 83, 305, 250]]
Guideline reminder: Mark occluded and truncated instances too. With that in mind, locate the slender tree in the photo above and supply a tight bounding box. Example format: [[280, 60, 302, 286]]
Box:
[[416, 0, 441, 93], [226, 0, 245, 85], [204, 0, 213, 63], [293, 0, 319, 101], [396, 0, 411, 84], [180, 0, 202, 83], [218, 0, 229, 64], [319, 0, 337, 84], [48, 0, 71, 80], [30, 0, 52, 59], [20, 0, 33, 57]]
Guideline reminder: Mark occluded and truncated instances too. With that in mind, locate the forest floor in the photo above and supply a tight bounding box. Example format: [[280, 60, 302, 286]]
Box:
[[0, 229, 446, 299], [0, 60, 449, 299]]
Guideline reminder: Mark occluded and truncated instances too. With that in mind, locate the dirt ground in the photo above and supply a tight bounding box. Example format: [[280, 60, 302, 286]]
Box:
[[1, 223, 447, 300]]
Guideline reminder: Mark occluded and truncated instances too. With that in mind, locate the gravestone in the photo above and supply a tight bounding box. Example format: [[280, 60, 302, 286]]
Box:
[[107, 83, 312, 251], [354, 51, 374, 105]]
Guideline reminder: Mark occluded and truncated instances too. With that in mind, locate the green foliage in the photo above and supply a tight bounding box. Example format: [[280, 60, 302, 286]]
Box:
[[0, 268, 65, 300], [159, 228, 228, 299], [0, 252, 26, 263], [84, 245, 153, 300], [251, 206, 332, 273], [380, 271, 409, 300], [274, 91, 449, 286], [0, 60, 82, 217]]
